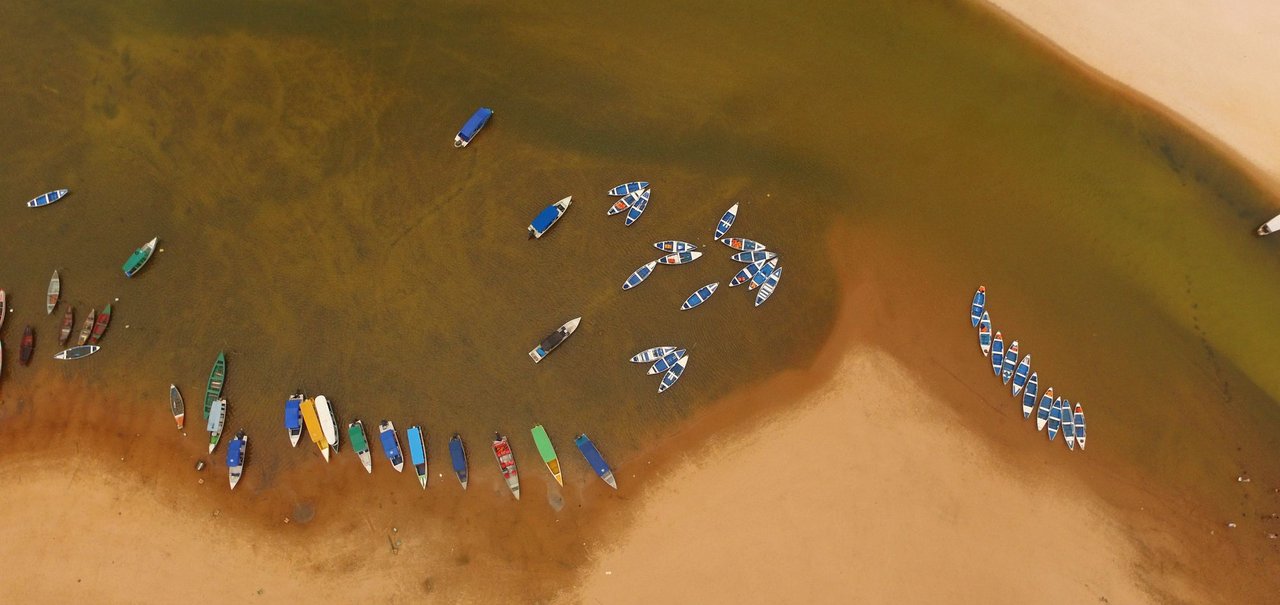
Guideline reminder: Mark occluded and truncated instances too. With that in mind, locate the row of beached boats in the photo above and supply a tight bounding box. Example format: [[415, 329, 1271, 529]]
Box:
[[970, 286, 1088, 451]]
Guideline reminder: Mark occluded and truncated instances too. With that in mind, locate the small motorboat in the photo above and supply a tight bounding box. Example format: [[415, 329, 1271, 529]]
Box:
[[207, 399, 227, 454], [88, 304, 112, 345], [623, 190, 650, 226], [607, 181, 649, 197], [531, 424, 563, 486], [58, 307, 74, 345], [730, 251, 776, 264], [730, 259, 768, 287], [574, 434, 617, 489], [720, 238, 767, 251], [53, 345, 99, 360], [990, 332, 1005, 377], [749, 259, 778, 291], [1257, 213, 1280, 235], [714, 203, 738, 239], [622, 261, 657, 291], [492, 433, 521, 500], [408, 425, 428, 489], [529, 196, 573, 239], [170, 384, 186, 430], [227, 430, 248, 490], [1011, 355, 1032, 396], [46, 270, 60, 314], [25, 189, 68, 208], [301, 398, 330, 461], [19, 326, 34, 366], [1047, 398, 1065, 441], [316, 395, 340, 452], [607, 188, 647, 216], [630, 346, 677, 364], [203, 351, 226, 419], [528, 317, 582, 363], [449, 434, 469, 489], [653, 241, 696, 253], [122, 237, 159, 278], [1035, 388, 1055, 431], [970, 286, 985, 327], [657, 251, 702, 265], [978, 311, 992, 356], [1062, 404, 1076, 450], [754, 267, 783, 307], [77, 307, 95, 346], [1073, 404, 1086, 450], [1020, 372, 1039, 419], [285, 392, 303, 447], [680, 283, 719, 311], [658, 355, 689, 393], [379, 420, 404, 472], [647, 349, 687, 375], [454, 107, 493, 148], [1000, 340, 1019, 384], [349, 420, 374, 473]]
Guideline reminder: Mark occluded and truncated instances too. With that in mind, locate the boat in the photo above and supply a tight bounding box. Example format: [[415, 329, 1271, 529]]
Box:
[[970, 286, 985, 327], [999, 340, 1019, 384], [748, 259, 778, 290], [978, 311, 992, 356], [654, 240, 696, 253], [203, 351, 226, 418], [58, 307, 73, 345], [528, 196, 572, 239], [714, 203, 739, 239], [349, 420, 373, 473], [607, 189, 647, 216], [379, 420, 404, 472], [492, 433, 521, 500], [284, 392, 303, 447], [730, 259, 768, 287], [170, 384, 185, 430], [1035, 388, 1055, 431], [1020, 372, 1039, 419], [1074, 404, 1086, 450], [574, 434, 617, 489], [680, 283, 719, 310], [528, 316, 582, 363], [301, 398, 330, 461], [630, 346, 677, 364], [77, 307, 94, 345], [720, 238, 767, 251], [647, 348, 688, 375], [607, 181, 649, 197], [1062, 404, 1076, 450], [731, 251, 776, 264], [1011, 355, 1032, 396], [122, 237, 158, 278], [25, 189, 68, 208], [88, 304, 112, 345], [316, 395, 340, 452], [1047, 398, 1064, 441], [227, 430, 247, 490], [622, 261, 657, 291], [657, 251, 702, 265], [0, 290, 6, 330], [990, 332, 1004, 377], [659, 355, 689, 393], [623, 190, 650, 226], [53, 345, 99, 360], [454, 107, 493, 147], [1257, 213, 1280, 235], [449, 434, 469, 489], [19, 326, 34, 366], [531, 424, 563, 486], [207, 399, 227, 454], [46, 270, 59, 314], [754, 266, 783, 307], [408, 425, 427, 488]]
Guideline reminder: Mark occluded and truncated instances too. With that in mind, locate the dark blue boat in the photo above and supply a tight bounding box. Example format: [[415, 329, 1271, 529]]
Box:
[[575, 434, 617, 489], [970, 286, 986, 327], [454, 107, 493, 148], [379, 420, 405, 472], [449, 434, 469, 489], [529, 196, 572, 239], [284, 392, 303, 447]]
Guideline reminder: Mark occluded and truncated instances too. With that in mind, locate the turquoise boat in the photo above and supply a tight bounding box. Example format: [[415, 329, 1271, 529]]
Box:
[[122, 237, 158, 278]]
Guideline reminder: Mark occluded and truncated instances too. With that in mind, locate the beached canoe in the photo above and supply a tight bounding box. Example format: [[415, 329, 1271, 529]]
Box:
[[53, 345, 98, 360], [19, 326, 34, 366], [47, 270, 60, 314], [228, 430, 248, 490], [203, 351, 226, 419], [680, 282, 719, 310], [1073, 404, 1087, 450], [531, 424, 563, 487], [58, 307, 73, 345], [657, 251, 702, 265], [408, 425, 427, 489], [575, 434, 618, 489], [1011, 355, 1031, 396], [1020, 372, 1039, 419], [349, 420, 373, 473], [122, 237, 158, 278], [1257, 214, 1280, 236], [0, 289, 6, 331], [647, 349, 688, 375], [731, 250, 776, 264], [970, 286, 986, 328], [659, 354, 689, 393], [1000, 340, 1019, 385], [714, 203, 739, 239], [630, 346, 677, 364], [1063, 403, 1076, 451], [26, 189, 68, 208], [978, 311, 992, 356], [76, 307, 94, 346], [608, 189, 647, 216], [720, 237, 767, 252], [301, 398, 330, 461], [607, 181, 649, 197], [748, 259, 778, 291], [990, 332, 1004, 377], [622, 261, 657, 291], [449, 434, 469, 489], [316, 395, 340, 452], [492, 433, 521, 500], [755, 266, 783, 307], [454, 107, 493, 148], [654, 240, 696, 253], [1047, 398, 1064, 441], [379, 420, 404, 472], [529, 196, 572, 239], [730, 259, 768, 287], [207, 399, 227, 454], [1035, 388, 1055, 431], [623, 190, 650, 226], [88, 304, 112, 345], [285, 392, 303, 447], [170, 384, 185, 430], [529, 316, 581, 363]]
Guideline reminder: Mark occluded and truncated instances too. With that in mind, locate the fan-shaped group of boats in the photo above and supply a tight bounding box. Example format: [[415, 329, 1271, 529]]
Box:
[[629, 346, 689, 393]]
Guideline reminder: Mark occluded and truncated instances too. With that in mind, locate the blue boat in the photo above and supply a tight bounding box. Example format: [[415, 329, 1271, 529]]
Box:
[[755, 267, 783, 307], [622, 261, 657, 291], [720, 238, 767, 252], [449, 434, 469, 489], [730, 259, 768, 287], [407, 425, 427, 488], [714, 203, 738, 239], [630, 346, 677, 364], [657, 251, 702, 265], [731, 250, 776, 264], [285, 392, 303, 447], [1047, 398, 1065, 441], [1000, 341, 1019, 384], [978, 311, 992, 356], [680, 283, 719, 311], [624, 190, 650, 226], [749, 259, 778, 290], [1020, 372, 1039, 419], [608, 188, 648, 216], [379, 420, 404, 472], [227, 430, 248, 490], [529, 196, 572, 239], [1073, 403, 1087, 450], [1011, 355, 1031, 397], [454, 107, 493, 148], [26, 189, 68, 208], [1062, 403, 1076, 450], [654, 240, 696, 253], [990, 332, 1004, 377], [1035, 388, 1055, 431], [575, 434, 617, 489], [658, 355, 688, 393], [970, 286, 986, 327], [608, 181, 649, 197], [647, 348, 687, 375]]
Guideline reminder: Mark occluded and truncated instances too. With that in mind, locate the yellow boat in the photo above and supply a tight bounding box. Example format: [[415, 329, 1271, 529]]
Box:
[[301, 398, 330, 461]]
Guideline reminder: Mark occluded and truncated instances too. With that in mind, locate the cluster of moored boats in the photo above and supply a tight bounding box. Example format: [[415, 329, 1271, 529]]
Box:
[[629, 346, 689, 393], [970, 286, 1088, 451]]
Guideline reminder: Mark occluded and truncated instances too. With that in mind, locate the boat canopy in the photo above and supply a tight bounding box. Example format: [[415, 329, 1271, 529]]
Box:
[[456, 107, 493, 144], [539, 328, 568, 352], [207, 401, 226, 432], [285, 402, 301, 429], [530, 204, 561, 232], [227, 440, 244, 466], [449, 438, 467, 473], [380, 429, 401, 458], [575, 435, 612, 477], [408, 428, 426, 463], [349, 425, 369, 451]]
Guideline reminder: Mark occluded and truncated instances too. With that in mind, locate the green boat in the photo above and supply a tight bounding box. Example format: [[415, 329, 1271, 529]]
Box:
[[531, 424, 563, 487], [122, 237, 158, 278], [348, 420, 373, 473], [203, 351, 226, 419]]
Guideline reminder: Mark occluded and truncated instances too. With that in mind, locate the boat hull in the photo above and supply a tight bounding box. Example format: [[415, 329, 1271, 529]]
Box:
[[454, 107, 493, 147], [316, 395, 340, 452], [449, 435, 469, 489], [529, 197, 572, 238], [714, 203, 739, 239], [493, 435, 521, 500], [607, 181, 649, 197], [528, 317, 581, 363], [630, 346, 676, 364], [122, 238, 158, 278], [47, 270, 60, 314], [53, 345, 99, 360], [575, 434, 618, 490], [379, 420, 405, 472], [170, 385, 185, 430]]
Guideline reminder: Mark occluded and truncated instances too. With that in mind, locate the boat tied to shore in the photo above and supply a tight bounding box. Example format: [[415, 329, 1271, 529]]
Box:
[[227, 430, 247, 490], [408, 425, 428, 489], [630, 346, 676, 364], [977, 311, 991, 356], [349, 420, 373, 473], [58, 307, 74, 345], [203, 351, 226, 419], [492, 433, 521, 500], [170, 384, 185, 430], [20, 326, 34, 366], [88, 304, 112, 345], [1036, 387, 1055, 431], [622, 261, 657, 291], [77, 307, 94, 346], [529, 317, 581, 363], [26, 189, 68, 208], [379, 420, 404, 472], [529, 196, 572, 239], [284, 392, 303, 447], [754, 266, 783, 307], [531, 424, 563, 487], [46, 270, 60, 314], [301, 398, 330, 461], [53, 345, 99, 360], [714, 203, 739, 239], [316, 395, 340, 452], [607, 181, 649, 197], [575, 434, 617, 490], [648, 349, 687, 375], [449, 434, 469, 489], [1020, 372, 1039, 419], [207, 399, 227, 454], [659, 354, 689, 393], [122, 237, 158, 278], [454, 107, 493, 148]]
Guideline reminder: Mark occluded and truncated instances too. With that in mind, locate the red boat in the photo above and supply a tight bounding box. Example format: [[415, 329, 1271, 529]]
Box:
[[88, 304, 112, 345], [58, 307, 74, 345], [19, 326, 34, 366], [492, 434, 521, 501]]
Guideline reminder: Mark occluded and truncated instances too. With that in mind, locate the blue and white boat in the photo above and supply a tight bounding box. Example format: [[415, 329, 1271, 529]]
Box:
[[730, 259, 768, 287], [630, 346, 677, 364], [622, 261, 657, 291], [978, 311, 992, 356], [1011, 355, 1031, 396], [755, 266, 783, 307], [449, 434, 469, 489], [1062, 404, 1076, 450], [657, 251, 702, 265], [26, 189, 68, 208], [1047, 398, 1064, 441], [658, 355, 688, 393], [990, 332, 1004, 377], [647, 349, 687, 375], [379, 420, 404, 472], [1035, 388, 1055, 431], [575, 434, 617, 489], [608, 189, 647, 216], [285, 392, 303, 447], [53, 345, 99, 360], [529, 196, 572, 239], [408, 425, 428, 488], [731, 250, 776, 264], [749, 259, 778, 290], [227, 430, 248, 490], [654, 241, 696, 253], [1000, 340, 1019, 384], [1020, 372, 1039, 419], [1073, 403, 1086, 450], [714, 203, 738, 239], [720, 238, 767, 252], [970, 286, 986, 327], [528, 317, 581, 363], [608, 181, 649, 197], [454, 107, 493, 148], [624, 190, 650, 226], [680, 283, 719, 311]]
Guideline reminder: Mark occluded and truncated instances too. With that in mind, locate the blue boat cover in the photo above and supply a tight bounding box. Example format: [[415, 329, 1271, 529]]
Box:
[[285, 399, 301, 430], [575, 435, 612, 477], [715, 207, 737, 239], [227, 440, 243, 466], [457, 107, 493, 142], [449, 438, 467, 473], [408, 427, 426, 464], [380, 429, 402, 459], [531, 204, 561, 232]]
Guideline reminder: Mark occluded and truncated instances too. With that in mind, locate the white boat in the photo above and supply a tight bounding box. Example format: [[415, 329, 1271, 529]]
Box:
[[630, 346, 677, 364], [316, 395, 340, 452], [658, 355, 689, 393], [46, 270, 60, 314], [529, 317, 582, 363], [657, 251, 702, 265], [647, 349, 687, 375], [754, 266, 783, 307], [1258, 213, 1280, 235], [680, 283, 719, 310], [1074, 404, 1087, 450], [714, 203, 739, 239], [227, 431, 248, 490], [622, 261, 657, 291], [207, 399, 227, 454], [608, 189, 647, 216], [654, 241, 696, 253]]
